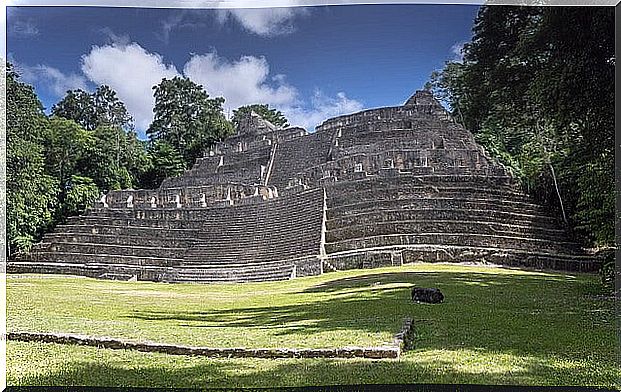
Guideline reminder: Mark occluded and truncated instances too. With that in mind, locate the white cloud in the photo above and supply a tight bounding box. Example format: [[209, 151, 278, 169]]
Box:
[[450, 41, 466, 62], [282, 90, 364, 131], [18, 63, 88, 97], [81, 42, 180, 130], [216, 7, 307, 37], [184, 51, 363, 130], [24, 41, 363, 134], [184, 52, 298, 114]]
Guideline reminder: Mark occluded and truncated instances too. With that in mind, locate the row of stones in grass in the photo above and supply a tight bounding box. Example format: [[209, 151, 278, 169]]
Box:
[[167, 256, 322, 282], [325, 220, 568, 243], [7, 332, 403, 359], [327, 197, 547, 219], [324, 232, 581, 256], [326, 209, 560, 232], [324, 246, 599, 272]]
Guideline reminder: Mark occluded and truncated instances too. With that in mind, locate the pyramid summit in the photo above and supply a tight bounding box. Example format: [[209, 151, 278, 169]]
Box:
[[10, 90, 599, 282]]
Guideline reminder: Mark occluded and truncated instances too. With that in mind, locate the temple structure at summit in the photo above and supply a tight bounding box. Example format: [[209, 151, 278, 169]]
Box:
[[9, 90, 599, 282]]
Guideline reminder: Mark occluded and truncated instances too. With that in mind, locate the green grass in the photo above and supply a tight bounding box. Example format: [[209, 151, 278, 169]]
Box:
[[7, 264, 620, 388]]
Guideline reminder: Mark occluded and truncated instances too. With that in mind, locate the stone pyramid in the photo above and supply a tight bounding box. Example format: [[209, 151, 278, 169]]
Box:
[[10, 90, 599, 282]]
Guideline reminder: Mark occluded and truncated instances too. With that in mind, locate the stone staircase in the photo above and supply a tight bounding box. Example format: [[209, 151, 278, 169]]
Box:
[[9, 90, 600, 282]]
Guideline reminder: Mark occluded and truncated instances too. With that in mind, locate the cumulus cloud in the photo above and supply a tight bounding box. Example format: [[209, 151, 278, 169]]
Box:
[[184, 52, 298, 113], [184, 51, 363, 130], [18, 63, 88, 97], [282, 90, 364, 131], [24, 40, 362, 134], [216, 7, 307, 37], [81, 42, 180, 130]]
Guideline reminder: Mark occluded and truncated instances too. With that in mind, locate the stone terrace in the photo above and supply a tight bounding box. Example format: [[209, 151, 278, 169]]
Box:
[[9, 90, 600, 282]]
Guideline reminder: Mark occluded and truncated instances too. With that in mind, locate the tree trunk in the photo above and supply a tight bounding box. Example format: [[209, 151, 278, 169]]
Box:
[[548, 160, 568, 225]]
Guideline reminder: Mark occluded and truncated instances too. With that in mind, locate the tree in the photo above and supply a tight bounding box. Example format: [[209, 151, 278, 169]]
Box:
[[232, 104, 289, 128], [147, 76, 233, 167], [429, 7, 614, 247], [140, 140, 186, 189], [6, 63, 59, 255], [51, 85, 133, 131]]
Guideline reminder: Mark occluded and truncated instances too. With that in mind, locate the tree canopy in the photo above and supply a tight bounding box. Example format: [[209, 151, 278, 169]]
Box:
[[429, 7, 614, 246], [52, 85, 133, 131], [147, 76, 233, 167], [231, 104, 289, 129]]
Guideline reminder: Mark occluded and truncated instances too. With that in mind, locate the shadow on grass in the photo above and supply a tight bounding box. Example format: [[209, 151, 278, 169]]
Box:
[[10, 269, 618, 388], [12, 347, 620, 389], [127, 270, 607, 354]]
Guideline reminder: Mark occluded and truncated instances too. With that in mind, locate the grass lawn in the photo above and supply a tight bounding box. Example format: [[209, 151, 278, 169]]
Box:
[[7, 264, 620, 388]]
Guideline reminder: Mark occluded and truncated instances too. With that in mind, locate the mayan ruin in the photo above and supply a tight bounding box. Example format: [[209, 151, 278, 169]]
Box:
[[8, 90, 599, 283]]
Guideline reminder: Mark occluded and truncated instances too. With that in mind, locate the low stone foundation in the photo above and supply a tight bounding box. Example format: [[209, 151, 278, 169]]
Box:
[[8, 318, 415, 360]]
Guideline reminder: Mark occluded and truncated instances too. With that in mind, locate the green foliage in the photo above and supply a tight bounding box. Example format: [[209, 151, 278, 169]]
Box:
[[147, 76, 233, 168], [232, 104, 289, 128], [80, 125, 149, 191], [45, 117, 94, 188], [6, 64, 60, 255], [62, 176, 100, 217], [140, 140, 186, 189], [6, 64, 150, 255], [430, 7, 614, 247], [51, 85, 133, 131]]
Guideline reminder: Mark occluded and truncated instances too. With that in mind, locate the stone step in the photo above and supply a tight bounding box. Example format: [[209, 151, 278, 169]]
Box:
[[98, 272, 136, 281], [42, 232, 200, 248], [36, 242, 187, 259], [325, 220, 567, 243], [326, 177, 524, 200], [327, 186, 536, 208], [324, 233, 580, 256], [325, 245, 598, 273], [182, 245, 321, 263], [326, 208, 560, 231], [22, 251, 183, 267], [52, 224, 201, 239], [166, 263, 294, 283], [327, 197, 546, 219]]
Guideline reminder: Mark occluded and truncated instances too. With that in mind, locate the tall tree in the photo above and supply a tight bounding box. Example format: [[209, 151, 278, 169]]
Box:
[[51, 85, 133, 131], [232, 104, 289, 128], [147, 76, 233, 168], [6, 63, 59, 255]]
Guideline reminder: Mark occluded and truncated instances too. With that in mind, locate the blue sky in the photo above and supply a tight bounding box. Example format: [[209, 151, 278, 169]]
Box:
[[7, 4, 479, 136]]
